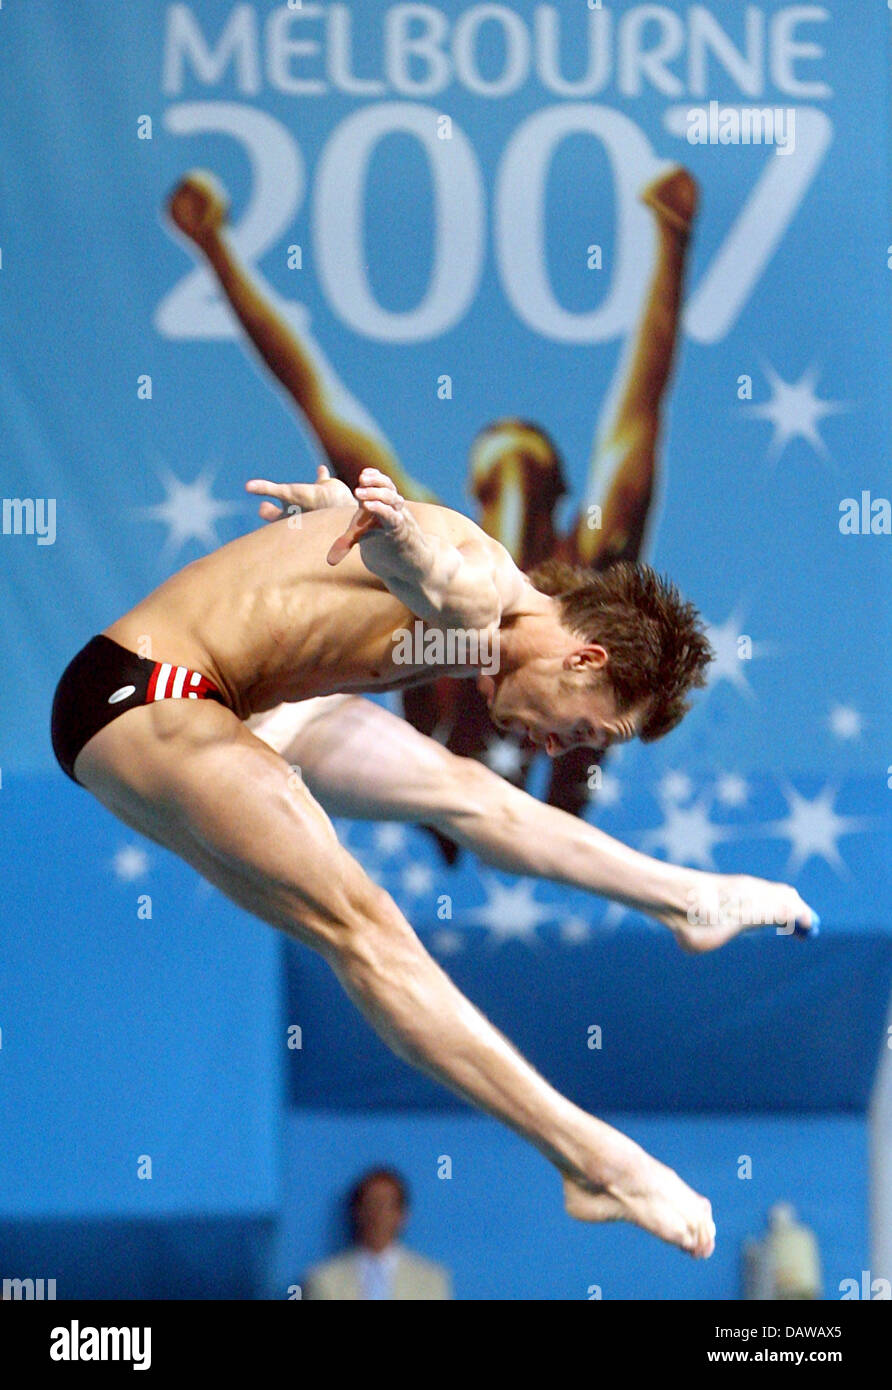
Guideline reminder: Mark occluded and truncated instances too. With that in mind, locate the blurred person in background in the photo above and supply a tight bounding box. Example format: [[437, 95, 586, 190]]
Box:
[[743, 1203, 822, 1300], [304, 1168, 452, 1300]]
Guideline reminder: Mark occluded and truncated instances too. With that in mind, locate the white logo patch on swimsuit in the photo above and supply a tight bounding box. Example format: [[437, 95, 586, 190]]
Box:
[[108, 685, 137, 704]]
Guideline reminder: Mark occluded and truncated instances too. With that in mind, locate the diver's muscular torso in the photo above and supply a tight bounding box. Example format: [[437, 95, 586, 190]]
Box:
[[103, 503, 492, 719]]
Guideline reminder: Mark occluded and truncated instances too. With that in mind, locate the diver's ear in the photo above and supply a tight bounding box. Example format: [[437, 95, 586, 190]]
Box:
[[565, 644, 608, 674]]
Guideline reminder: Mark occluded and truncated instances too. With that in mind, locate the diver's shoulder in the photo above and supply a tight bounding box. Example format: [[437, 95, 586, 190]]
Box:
[[405, 499, 495, 544]]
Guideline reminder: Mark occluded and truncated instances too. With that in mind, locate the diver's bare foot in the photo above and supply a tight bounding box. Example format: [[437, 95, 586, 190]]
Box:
[[564, 1145, 715, 1258], [640, 165, 699, 235], [661, 871, 818, 954], [168, 170, 229, 246]]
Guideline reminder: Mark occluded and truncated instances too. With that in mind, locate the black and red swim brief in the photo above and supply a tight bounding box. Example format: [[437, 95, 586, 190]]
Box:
[[51, 633, 227, 784]]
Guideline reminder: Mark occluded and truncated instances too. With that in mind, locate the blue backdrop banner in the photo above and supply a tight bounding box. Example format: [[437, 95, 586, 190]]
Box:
[[1, 3, 890, 1131]]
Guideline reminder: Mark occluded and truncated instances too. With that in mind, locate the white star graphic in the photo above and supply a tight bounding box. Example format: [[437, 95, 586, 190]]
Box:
[[401, 862, 434, 898], [766, 783, 874, 876], [704, 611, 768, 699], [641, 796, 734, 869], [658, 769, 694, 805], [828, 704, 863, 741], [374, 824, 407, 857], [140, 466, 244, 560], [112, 845, 150, 881], [560, 915, 592, 945], [599, 902, 632, 932], [466, 876, 554, 946], [592, 771, 622, 808], [430, 929, 464, 955], [743, 362, 850, 462], [716, 773, 750, 808], [484, 736, 526, 778]]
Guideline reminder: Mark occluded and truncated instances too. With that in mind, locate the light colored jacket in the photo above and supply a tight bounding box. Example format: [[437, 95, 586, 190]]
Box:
[[304, 1247, 452, 1301]]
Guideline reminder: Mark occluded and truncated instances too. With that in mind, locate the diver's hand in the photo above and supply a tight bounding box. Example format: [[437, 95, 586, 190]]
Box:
[[326, 467, 411, 566], [246, 465, 354, 523]]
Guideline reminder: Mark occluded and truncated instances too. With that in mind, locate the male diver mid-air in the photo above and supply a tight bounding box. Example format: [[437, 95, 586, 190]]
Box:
[[52, 465, 817, 1258]]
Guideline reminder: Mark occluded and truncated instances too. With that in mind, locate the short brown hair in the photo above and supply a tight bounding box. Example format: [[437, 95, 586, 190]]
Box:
[[348, 1168, 409, 1222], [527, 559, 713, 741]]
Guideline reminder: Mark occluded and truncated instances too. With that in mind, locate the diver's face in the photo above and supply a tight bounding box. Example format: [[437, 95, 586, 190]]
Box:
[[479, 661, 643, 758]]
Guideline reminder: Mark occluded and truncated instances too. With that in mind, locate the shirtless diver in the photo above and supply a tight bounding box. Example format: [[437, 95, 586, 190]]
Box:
[[51, 465, 817, 1259]]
